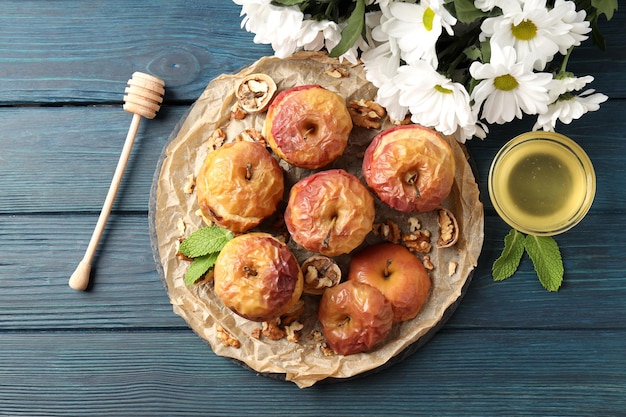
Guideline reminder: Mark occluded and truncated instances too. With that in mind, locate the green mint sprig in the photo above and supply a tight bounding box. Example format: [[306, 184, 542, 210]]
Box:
[[178, 226, 233, 285], [492, 229, 564, 292]]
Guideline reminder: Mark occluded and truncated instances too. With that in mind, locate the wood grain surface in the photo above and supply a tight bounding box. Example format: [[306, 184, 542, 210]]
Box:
[[0, 1, 624, 415]]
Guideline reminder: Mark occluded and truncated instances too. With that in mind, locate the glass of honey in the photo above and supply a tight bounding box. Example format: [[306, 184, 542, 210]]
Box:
[[488, 131, 596, 236]]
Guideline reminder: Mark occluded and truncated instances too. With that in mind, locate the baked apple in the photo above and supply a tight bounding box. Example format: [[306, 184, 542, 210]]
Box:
[[348, 243, 432, 322], [362, 124, 455, 213], [263, 85, 352, 169], [196, 140, 284, 233], [284, 169, 375, 256], [213, 232, 303, 322], [318, 280, 394, 355]]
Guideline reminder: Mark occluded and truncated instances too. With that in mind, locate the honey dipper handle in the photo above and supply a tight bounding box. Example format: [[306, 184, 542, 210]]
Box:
[[69, 114, 143, 291], [69, 72, 165, 291]]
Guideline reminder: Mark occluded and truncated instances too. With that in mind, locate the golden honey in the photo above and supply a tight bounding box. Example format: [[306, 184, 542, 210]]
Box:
[[488, 132, 595, 236]]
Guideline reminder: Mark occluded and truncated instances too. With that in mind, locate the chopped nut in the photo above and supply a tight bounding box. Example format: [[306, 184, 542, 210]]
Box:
[[422, 255, 434, 270], [262, 319, 286, 341], [373, 220, 401, 244], [235, 73, 277, 113], [230, 102, 248, 120], [448, 261, 458, 277], [348, 99, 386, 129], [216, 325, 241, 348], [324, 66, 350, 78], [285, 321, 304, 343], [183, 174, 195, 194], [236, 127, 267, 146], [402, 230, 432, 253], [436, 208, 459, 248], [207, 128, 227, 150], [407, 217, 421, 233], [250, 327, 262, 340], [311, 330, 334, 356]]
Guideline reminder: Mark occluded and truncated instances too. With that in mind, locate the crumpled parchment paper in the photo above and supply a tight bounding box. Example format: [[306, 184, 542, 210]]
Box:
[[152, 52, 484, 388]]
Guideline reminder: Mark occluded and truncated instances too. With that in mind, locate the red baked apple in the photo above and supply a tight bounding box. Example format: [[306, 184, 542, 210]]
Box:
[[284, 169, 375, 256], [263, 85, 352, 169], [362, 124, 455, 213], [348, 243, 431, 322], [213, 232, 303, 322], [196, 140, 284, 233], [318, 280, 394, 355]]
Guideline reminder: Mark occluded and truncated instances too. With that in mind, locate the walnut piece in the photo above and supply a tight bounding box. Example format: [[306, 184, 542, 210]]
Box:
[[324, 66, 350, 78], [448, 261, 458, 277], [348, 99, 386, 129], [402, 230, 432, 253], [422, 254, 434, 270], [207, 128, 227, 150], [183, 174, 195, 194], [236, 127, 267, 146], [301, 256, 341, 295], [407, 217, 421, 233], [230, 102, 248, 120], [373, 220, 401, 244], [285, 321, 304, 343], [262, 319, 286, 341], [216, 325, 241, 348], [437, 208, 459, 248], [235, 73, 277, 113]]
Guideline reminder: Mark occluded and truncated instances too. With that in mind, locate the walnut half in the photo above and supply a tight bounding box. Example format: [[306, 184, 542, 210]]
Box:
[[436, 207, 459, 248], [235, 73, 277, 113], [301, 256, 341, 295], [348, 99, 386, 129]]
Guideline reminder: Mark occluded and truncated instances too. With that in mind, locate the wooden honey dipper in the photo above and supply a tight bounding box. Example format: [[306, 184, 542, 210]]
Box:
[[69, 72, 165, 291]]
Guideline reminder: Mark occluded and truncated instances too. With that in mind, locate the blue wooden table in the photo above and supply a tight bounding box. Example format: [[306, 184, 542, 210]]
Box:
[[0, 1, 624, 415]]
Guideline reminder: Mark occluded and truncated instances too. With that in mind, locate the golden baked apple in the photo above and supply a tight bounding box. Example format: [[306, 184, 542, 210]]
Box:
[[263, 85, 352, 169], [284, 169, 375, 256], [318, 280, 394, 356], [362, 124, 455, 213], [348, 243, 431, 322], [196, 141, 284, 233], [213, 232, 303, 322]]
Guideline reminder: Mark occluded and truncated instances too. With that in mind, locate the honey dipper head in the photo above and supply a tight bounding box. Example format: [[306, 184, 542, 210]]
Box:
[[123, 72, 165, 119]]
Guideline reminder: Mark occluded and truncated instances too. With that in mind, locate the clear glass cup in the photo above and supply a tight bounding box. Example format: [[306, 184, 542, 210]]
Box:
[[488, 131, 596, 236]]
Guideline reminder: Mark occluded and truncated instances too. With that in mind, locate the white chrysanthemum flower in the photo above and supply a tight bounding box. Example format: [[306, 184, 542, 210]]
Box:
[[470, 45, 553, 124], [297, 19, 340, 52], [533, 73, 608, 131], [234, 0, 303, 58], [533, 89, 608, 131], [378, 0, 456, 67], [361, 42, 408, 121], [474, 0, 507, 12], [480, 0, 572, 70], [393, 61, 476, 141], [549, 0, 591, 54]]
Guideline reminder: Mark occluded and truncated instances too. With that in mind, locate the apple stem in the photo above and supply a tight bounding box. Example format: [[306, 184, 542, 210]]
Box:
[[243, 265, 257, 277], [245, 163, 253, 180], [384, 258, 393, 278], [406, 172, 421, 198]]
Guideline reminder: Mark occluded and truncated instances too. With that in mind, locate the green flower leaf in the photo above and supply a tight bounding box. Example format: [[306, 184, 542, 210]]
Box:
[[524, 235, 564, 292], [271, 0, 306, 5], [591, 0, 618, 20], [492, 229, 525, 282], [184, 252, 219, 286], [178, 226, 233, 259], [452, 0, 486, 24], [329, 0, 365, 58]]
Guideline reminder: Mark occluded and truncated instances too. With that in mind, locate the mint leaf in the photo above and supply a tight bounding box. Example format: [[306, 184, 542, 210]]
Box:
[[184, 252, 219, 286], [524, 235, 564, 292], [178, 226, 233, 259], [492, 229, 525, 281], [329, 0, 365, 58]]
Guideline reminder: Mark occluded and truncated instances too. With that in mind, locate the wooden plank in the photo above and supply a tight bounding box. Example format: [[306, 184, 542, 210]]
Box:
[[0, 330, 623, 416], [0, 101, 623, 214], [0, 0, 623, 105], [0, 213, 624, 331]]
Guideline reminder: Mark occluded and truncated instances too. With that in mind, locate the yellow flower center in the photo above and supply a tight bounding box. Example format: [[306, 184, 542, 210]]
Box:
[[494, 74, 519, 91], [423, 8, 435, 31], [511, 19, 537, 41], [434, 84, 453, 94]]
